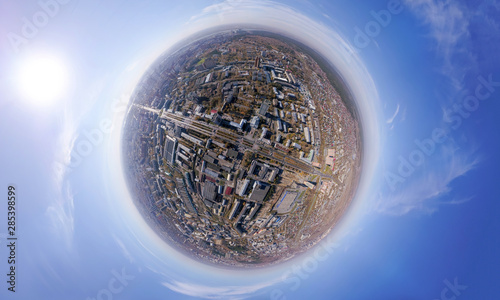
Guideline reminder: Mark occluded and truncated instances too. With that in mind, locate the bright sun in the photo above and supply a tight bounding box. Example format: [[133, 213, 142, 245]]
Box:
[[15, 53, 70, 107]]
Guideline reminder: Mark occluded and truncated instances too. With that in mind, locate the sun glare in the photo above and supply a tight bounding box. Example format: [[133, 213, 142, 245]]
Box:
[[15, 53, 70, 107]]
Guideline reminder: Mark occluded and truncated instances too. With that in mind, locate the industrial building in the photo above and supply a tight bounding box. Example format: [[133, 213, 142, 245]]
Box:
[[202, 182, 217, 202], [304, 127, 311, 143]]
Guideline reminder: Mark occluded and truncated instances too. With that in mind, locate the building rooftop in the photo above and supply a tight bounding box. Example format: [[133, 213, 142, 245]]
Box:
[[275, 190, 298, 214], [202, 182, 217, 202], [249, 181, 271, 202]]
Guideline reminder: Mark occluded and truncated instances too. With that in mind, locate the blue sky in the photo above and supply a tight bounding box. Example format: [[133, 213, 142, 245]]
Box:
[[0, 0, 499, 299]]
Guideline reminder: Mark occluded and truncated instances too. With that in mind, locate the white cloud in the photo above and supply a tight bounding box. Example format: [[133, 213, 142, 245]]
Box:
[[113, 235, 136, 264], [374, 143, 479, 216], [405, 0, 469, 54], [379, 1, 483, 217], [386, 103, 400, 124], [47, 108, 78, 249], [404, 0, 474, 90], [162, 279, 279, 299], [45, 183, 75, 247], [47, 76, 109, 249]]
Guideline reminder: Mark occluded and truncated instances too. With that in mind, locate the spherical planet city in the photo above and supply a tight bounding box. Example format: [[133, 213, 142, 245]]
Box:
[[122, 29, 362, 268]]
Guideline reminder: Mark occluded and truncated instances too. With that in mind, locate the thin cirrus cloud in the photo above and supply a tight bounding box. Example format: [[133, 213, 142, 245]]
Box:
[[374, 143, 480, 216], [45, 180, 75, 248], [113, 235, 136, 264], [373, 0, 482, 216], [47, 76, 110, 249], [47, 108, 78, 250], [386, 103, 400, 124], [161, 279, 281, 300], [403, 0, 474, 91]]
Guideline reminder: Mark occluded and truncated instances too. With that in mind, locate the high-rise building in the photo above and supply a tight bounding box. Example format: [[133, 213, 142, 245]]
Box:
[[259, 100, 270, 116], [164, 136, 177, 164]]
